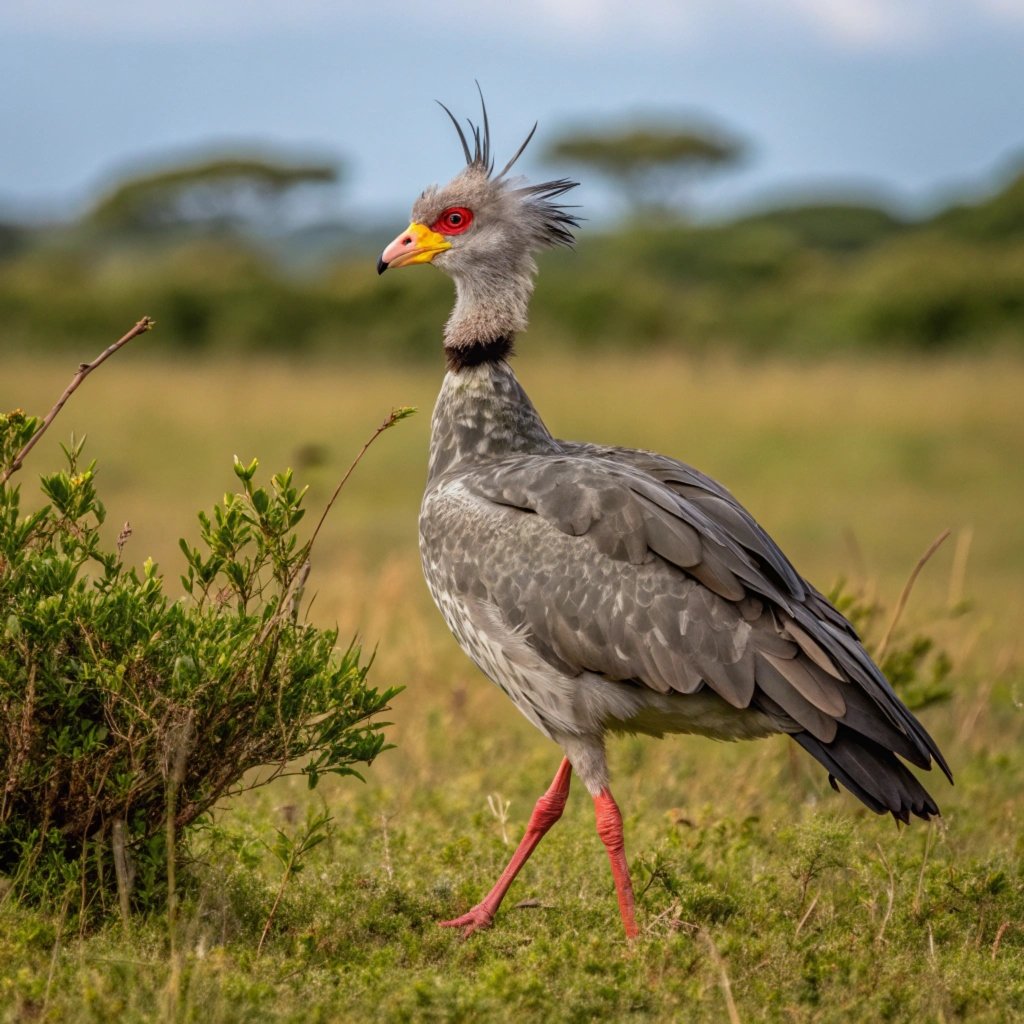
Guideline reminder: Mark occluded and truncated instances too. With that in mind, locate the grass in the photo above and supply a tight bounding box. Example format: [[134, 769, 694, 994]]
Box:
[[2, 346, 1024, 1022]]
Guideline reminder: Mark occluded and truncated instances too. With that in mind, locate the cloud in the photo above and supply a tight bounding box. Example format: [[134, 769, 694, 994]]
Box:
[[2, 0, 1022, 52], [493, 0, 934, 50], [776, 0, 935, 48], [977, 0, 1024, 23], [2, 0, 344, 36]]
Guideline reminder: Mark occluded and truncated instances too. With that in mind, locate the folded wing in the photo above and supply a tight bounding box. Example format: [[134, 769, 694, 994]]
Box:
[[438, 447, 950, 821]]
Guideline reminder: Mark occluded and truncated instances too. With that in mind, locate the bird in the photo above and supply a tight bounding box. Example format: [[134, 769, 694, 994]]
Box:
[[376, 93, 952, 940]]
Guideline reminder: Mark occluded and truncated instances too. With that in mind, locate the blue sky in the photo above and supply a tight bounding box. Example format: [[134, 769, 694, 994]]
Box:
[[2, 1, 1024, 224]]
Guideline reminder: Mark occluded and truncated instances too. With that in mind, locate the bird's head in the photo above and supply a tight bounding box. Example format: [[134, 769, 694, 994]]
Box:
[[377, 95, 579, 291]]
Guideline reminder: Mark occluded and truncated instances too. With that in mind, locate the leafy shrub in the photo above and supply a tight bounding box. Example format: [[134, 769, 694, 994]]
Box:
[[0, 410, 400, 919]]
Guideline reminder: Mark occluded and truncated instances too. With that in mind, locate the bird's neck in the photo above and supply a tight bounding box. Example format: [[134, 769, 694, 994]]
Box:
[[426, 360, 558, 483], [443, 259, 536, 368]]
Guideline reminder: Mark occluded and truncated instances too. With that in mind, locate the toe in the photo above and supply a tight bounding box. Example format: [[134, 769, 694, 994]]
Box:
[[438, 906, 493, 936]]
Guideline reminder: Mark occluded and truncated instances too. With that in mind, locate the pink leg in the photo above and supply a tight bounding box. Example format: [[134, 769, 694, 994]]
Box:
[[439, 757, 573, 937], [594, 788, 639, 939]]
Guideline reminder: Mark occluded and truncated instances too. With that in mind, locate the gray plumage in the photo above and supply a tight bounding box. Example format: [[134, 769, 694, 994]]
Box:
[[382, 97, 951, 826]]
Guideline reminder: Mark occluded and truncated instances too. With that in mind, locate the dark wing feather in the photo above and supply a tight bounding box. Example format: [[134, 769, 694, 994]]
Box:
[[792, 730, 940, 823]]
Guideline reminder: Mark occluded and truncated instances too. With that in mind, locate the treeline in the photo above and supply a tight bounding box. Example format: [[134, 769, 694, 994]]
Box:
[[2, 153, 1023, 359]]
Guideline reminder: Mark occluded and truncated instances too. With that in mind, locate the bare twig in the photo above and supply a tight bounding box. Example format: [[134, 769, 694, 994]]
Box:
[[116, 521, 133, 560], [874, 843, 896, 947], [947, 526, 973, 610], [0, 316, 154, 486], [111, 819, 132, 934], [250, 406, 414, 651], [487, 793, 511, 846], [795, 892, 819, 937], [304, 406, 415, 557], [701, 929, 742, 1024], [257, 812, 331, 956], [991, 920, 1011, 960], [257, 872, 290, 957], [253, 559, 310, 649], [165, 713, 194, 960], [913, 824, 936, 916], [876, 528, 951, 659]]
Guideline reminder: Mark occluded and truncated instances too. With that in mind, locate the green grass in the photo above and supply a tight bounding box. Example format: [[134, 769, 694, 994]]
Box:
[[2, 347, 1024, 1022]]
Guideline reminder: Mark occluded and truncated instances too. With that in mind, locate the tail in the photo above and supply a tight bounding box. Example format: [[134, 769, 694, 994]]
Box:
[[792, 726, 941, 823]]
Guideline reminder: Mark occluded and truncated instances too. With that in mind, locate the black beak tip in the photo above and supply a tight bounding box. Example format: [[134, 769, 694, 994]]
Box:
[[376, 257, 388, 275]]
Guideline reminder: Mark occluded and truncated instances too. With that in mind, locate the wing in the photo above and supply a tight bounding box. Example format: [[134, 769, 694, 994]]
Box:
[[559, 442, 952, 774], [429, 448, 950, 820], [563, 441, 850, 631]]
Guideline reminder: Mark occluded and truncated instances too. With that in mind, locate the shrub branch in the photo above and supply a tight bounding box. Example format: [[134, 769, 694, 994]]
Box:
[[304, 406, 415, 555], [0, 316, 154, 485]]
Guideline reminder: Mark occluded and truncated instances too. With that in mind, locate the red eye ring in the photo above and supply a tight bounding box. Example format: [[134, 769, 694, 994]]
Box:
[[431, 206, 473, 235]]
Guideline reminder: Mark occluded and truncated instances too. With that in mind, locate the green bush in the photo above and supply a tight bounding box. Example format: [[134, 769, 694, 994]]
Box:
[[0, 410, 399, 920]]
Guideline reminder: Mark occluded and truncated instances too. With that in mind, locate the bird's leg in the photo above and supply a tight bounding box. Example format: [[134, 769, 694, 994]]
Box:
[[593, 787, 639, 939], [439, 757, 572, 937]]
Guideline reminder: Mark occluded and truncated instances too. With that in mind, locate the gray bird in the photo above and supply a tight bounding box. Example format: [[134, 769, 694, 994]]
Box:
[[377, 96, 952, 940]]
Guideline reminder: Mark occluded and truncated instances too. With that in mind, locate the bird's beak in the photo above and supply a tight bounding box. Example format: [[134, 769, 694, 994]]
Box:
[[377, 222, 451, 274]]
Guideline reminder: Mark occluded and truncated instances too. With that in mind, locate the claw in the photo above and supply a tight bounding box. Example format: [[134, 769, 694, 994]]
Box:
[[438, 905, 494, 938]]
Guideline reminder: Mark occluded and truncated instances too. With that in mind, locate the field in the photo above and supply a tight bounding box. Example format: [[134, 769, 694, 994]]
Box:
[[2, 346, 1024, 1022]]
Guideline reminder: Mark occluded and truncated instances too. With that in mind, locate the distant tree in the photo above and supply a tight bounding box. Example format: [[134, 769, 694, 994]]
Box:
[[932, 162, 1024, 242], [544, 122, 744, 218], [0, 221, 28, 260], [86, 153, 342, 233], [735, 202, 905, 253]]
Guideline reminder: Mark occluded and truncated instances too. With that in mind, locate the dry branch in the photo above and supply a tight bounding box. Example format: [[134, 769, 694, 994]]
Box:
[[0, 316, 154, 486], [876, 528, 951, 659], [305, 405, 414, 554]]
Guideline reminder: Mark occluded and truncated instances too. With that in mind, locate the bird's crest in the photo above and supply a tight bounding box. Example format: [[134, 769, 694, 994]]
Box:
[[436, 85, 581, 249]]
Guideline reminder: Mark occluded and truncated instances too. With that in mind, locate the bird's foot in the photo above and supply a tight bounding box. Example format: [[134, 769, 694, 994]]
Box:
[[438, 904, 494, 938]]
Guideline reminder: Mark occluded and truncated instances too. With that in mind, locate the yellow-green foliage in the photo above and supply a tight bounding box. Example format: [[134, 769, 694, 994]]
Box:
[[0, 417, 398, 921]]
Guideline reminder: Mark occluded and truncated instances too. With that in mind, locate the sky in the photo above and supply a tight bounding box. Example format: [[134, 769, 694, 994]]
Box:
[[2, 1, 1024, 225]]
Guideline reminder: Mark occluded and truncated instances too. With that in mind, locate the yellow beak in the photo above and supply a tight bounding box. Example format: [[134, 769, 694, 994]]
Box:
[[377, 222, 451, 274]]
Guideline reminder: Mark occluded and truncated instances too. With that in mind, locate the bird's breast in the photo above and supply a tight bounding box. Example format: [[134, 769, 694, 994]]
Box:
[[419, 480, 583, 739]]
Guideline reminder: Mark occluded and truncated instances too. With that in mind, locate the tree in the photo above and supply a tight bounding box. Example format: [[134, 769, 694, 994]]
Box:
[[86, 153, 342, 234], [931, 160, 1024, 242], [544, 121, 744, 218]]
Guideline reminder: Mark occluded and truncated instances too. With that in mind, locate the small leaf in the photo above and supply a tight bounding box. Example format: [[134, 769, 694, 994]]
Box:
[[233, 455, 259, 482]]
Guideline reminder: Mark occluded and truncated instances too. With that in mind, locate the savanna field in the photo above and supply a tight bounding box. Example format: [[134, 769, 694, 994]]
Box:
[[2, 346, 1024, 1022]]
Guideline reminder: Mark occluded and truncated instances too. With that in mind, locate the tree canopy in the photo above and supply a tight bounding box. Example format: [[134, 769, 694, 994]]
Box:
[[932, 164, 1024, 241], [87, 153, 342, 233], [545, 122, 744, 217]]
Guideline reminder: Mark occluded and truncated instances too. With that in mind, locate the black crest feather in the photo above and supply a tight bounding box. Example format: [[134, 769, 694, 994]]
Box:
[[436, 86, 582, 248]]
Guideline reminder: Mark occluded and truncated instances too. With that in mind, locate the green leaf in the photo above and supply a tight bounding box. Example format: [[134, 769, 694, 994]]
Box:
[[233, 455, 259, 482]]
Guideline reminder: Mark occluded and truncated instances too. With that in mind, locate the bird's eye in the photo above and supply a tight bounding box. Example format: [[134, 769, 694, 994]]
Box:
[[432, 207, 474, 236]]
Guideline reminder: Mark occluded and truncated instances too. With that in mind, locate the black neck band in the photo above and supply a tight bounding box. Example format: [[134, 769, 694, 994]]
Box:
[[445, 335, 515, 371]]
